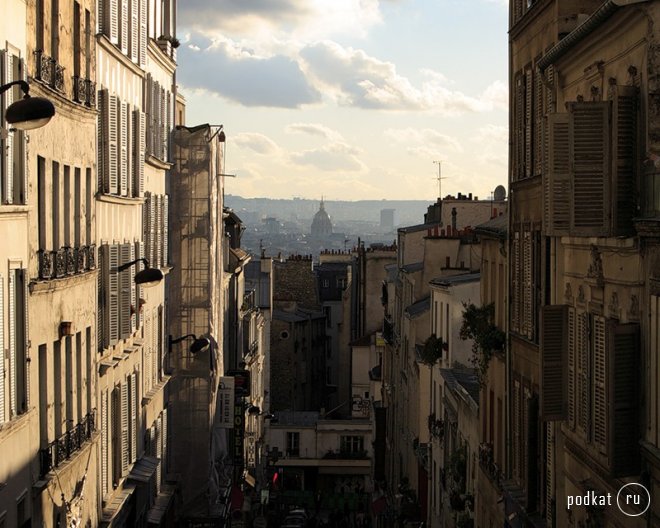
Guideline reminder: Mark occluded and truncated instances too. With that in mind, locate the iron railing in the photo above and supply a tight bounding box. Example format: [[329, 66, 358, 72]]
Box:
[[40, 411, 96, 476], [38, 245, 96, 280], [34, 50, 65, 93]]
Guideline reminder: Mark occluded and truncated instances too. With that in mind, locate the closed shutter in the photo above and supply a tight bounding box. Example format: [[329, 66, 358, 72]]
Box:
[[610, 322, 640, 476], [120, 0, 128, 54], [593, 315, 607, 453], [513, 379, 521, 479], [103, 244, 120, 346], [151, 308, 158, 386], [515, 74, 524, 181], [130, 0, 138, 62], [155, 85, 162, 159], [130, 243, 136, 333], [164, 91, 171, 161], [163, 195, 169, 266], [569, 102, 610, 235], [522, 231, 532, 338], [108, 94, 120, 194], [98, 246, 105, 351], [98, 0, 105, 35], [101, 389, 109, 496], [97, 89, 107, 192], [0, 274, 4, 424], [611, 85, 638, 235], [540, 305, 568, 420], [109, 0, 119, 44], [567, 306, 575, 429], [545, 113, 570, 235], [155, 195, 162, 268], [162, 406, 168, 477], [144, 75, 152, 155], [130, 372, 137, 463], [511, 231, 520, 334], [8, 271, 16, 417], [120, 381, 129, 474], [155, 415, 162, 490], [119, 243, 132, 339], [135, 241, 144, 328], [126, 104, 133, 197], [20, 269, 28, 411], [546, 423, 554, 527], [144, 313, 152, 393], [525, 69, 533, 178], [534, 66, 543, 176], [521, 387, 531, 484], [3, 52, 15, 205], [139, 0, 147, 67], [576, 311, 588, 437], [120, 101, 128, 196]]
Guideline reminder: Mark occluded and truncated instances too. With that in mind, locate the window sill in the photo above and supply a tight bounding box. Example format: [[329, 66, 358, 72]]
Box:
[[30, 268, 98, 294], [0, 204, 29, 215], [96, 193, 145, 205]]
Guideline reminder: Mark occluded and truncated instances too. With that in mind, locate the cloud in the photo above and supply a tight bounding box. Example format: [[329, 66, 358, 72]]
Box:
[[471, 124, 509, 166], [384, 127, 463, 152], [290, 143, 366, 172], [232, 133, 281, 155], [285, 123, 344, 141], [300, 41, 507, 113], [177, 37, 322, 108]]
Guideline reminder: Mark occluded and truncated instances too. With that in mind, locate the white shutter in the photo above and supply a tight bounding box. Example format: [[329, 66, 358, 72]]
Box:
[[593, 315, 607, 453], [4, 53, 15, 205], [138, 111, 146, 196], [119, 243, 132, 339], [120, 102, 128, 196], [162, 194, 168, 267], [130, 372, 137, 462], [8, 271, 16, 417], [108, 94, 119, 194], [163, 91, 171, 161], [132, 109, 145, 197], [576, 311, 588, 437], [98, 89, 108, 192], [0, 274, 5, 424], [98, 0, 105, 35], [103, 244, 120, 346], [120, 0, 129, 54], [162, 406, 168, 476], [130, 0, 139, 62], [109, 0, 119, 44], [120, 381, 129, 474], [144, 314, 152, 392], [101, 390, 109, 496], [130, 243, 136, 333], [19, 59, 27, 205], [143, 192, 151, 263], [155, 195, 162, 268], [135, 241, 144, 329], [151, 308, 158, 386], [155, 415, 162, 489], [126, 104, 133, 198], [139, 0, 147, 67]]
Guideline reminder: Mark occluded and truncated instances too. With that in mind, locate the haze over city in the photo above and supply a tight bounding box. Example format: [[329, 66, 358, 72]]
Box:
[[177, 0, 509, 201]]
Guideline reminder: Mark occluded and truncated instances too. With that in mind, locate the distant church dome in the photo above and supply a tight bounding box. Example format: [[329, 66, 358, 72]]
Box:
[[311, 199, 333, 237]]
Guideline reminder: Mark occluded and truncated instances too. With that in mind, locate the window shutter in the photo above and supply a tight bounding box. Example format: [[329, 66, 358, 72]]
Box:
[[103, 244, 120, 346], [155, 85, 163, 159], [162, 406, 168, 477], [567, 306, 575, 429], [135, 241, 144, 328], [144, 75, 152, 156], [130, 371, 137, 463], [143, 192, 151, 265], [545, 113, 570, 235], [119, 243, 132, 339], [609, 322, 640, 477], [164, 91, 171, 161], [120, 380, 129, 474], [593, 315, 607, 453], [20, 269, 28, 411], [511, 231, 520, 334], [4, 52, 15, 205], [513, 379, 521, 478], [525, 69, 533, 178], [144, 313, 152, 393], [139, 0, 147, 67], [98, 0, 105, 35], [109, 0, 119, 44], [120, 102, 128, 196], [514, 74, 523, 181], [98, 245, 105, 351], [97, 89, 108, 192], [0, 274, 4, 424], [19, 58, 27, 205], [101, 389, 109, 496], [108, 94, 120, 194], [155, 195, 162, 268], [522, 231, 532, 339], [130, 243, 136, 333], [8, 271, 16, 417], [540, 305, 568, 420], [575, 311, 588, 437], [163, 194, 169, 266], [126, 104, 133, 198], [155, 415, 162, 489], [151, 307, 158, 386], [569, 102, 610, 235], [120, 0, 129, 54], [132, 109, 145, 197], [610, 85, 638, 235], [130, 0, 138, 62], [546, 423, 554, 528], [534, 66, 543, 176]]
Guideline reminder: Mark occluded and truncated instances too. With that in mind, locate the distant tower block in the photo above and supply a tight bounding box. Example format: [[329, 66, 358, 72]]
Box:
[[380, 208, 395, 231], [494, 185, 506, 201]]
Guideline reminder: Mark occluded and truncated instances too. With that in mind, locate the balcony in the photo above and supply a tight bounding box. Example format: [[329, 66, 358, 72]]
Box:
[[38, 244, 96, 281], [72, 75, 96, 107], [40, 411, 95, 477], [478, 442, 502, 489], [34, 50, 65, 93]]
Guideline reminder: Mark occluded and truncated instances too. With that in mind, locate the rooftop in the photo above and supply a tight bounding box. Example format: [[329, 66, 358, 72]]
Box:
[[430, 272, 481, 287], [404, 296, 430, 318]]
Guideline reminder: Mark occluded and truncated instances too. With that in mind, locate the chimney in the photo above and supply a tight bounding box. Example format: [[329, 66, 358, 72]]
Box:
[[445, 256, 450, 268], [468, 193, 472, 200], [451, 207, 457, 231]]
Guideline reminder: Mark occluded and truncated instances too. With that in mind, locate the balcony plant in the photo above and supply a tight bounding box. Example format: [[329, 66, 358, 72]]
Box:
[[459, 302, 505, 387], [418, 334, 443, 366]]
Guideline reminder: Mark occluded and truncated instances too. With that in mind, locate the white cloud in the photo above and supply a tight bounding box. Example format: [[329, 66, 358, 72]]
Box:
[[384, 127, 463, 152], [232, 133, 282, 156], [290, 143, 366, 172], [285, 123, 344, 142]]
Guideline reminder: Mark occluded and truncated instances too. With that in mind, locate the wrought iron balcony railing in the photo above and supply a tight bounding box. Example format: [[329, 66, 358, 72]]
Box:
[[34, 50, 65, 93], [38, 245, 96, 281], [478, 442, 502, 488], [40, 411, 95, 477], [73, 75, 97, 107]]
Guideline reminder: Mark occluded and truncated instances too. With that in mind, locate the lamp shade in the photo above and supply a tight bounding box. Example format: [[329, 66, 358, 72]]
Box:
[[190, 337, 211, 354], [134, 267, 164, 287], [5, 96, 55, 130]]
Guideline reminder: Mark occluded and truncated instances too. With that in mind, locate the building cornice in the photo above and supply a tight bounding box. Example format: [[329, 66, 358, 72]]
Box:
[[30, 80, 98, 122], [148, 41, 176, 75], [30, 269, 98, 295], [96, 193, 145, 206], [97, 34, 145, 78]]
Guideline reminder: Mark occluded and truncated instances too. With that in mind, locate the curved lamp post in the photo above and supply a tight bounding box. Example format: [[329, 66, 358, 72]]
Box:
[[1, 80, 55, 130], [117, 258, 163, 287], [168, 334, 211, 355]]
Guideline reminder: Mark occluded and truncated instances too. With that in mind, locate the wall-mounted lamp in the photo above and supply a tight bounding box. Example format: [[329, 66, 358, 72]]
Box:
[[246, 404, 261, 416], [117, 258, 163, 287], [168, 334, 211, 355], [1, 80, 55, 130]]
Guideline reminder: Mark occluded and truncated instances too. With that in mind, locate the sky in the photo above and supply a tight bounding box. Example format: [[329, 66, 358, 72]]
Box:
[[177, 0, 509, 201]]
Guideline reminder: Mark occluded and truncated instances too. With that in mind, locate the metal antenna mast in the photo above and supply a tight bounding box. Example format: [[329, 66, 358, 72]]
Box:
[[433, 160, 447, 199]]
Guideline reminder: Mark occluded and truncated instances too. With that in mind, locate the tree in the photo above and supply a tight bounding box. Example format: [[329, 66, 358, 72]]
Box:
[[459, 303, 505, 387], [418, 334, 443, 366]]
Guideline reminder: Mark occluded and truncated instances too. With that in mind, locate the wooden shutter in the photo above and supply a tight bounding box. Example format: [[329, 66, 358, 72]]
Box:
[[3, 52, 15, 205], [525, 69, 533, 178], [120, 381, 129, 474], [139, 0, 147, 67], [130, 372, 137, 463], [567, 307, 576, 429], [0, 274, 4, 424], [120, 0, 128, 54], [109, 0, 119, 44], [156, 415, 162, 489], [164, 91, 171, 161], [513, 379, 521, 478], [511, 230, 520, 334], [162, 406, 168, 476], [151, 308, 158, 386], [98, 89, 107, 193], [126, 104, 133, 198], [119, 243, 132, 339], [108, 94, 120, 194], [101, 389, 109, 496], [522, 231, 532, 339], [144, 313, 152, 393], [540, 305, 568, 420], [610, 85, 638, 235], [155, 195, 162, 268], [130, 243, 136, 333], [575, 311, 588, 437], [163, 194, 169, 266], [130, 0, 138, 62], [534, 65, 543, 176], [569, 102, 610, 235], [8, 271, 16, 417], [609, 322, 640, 476], [135, 241, 144, 328], [103, 244, 120, 346], [120, 102, 128, 196], [546, 423, 554, 527], [98, 0, 105, 35], [593, 315, 607, 453], [545, 113, 570, 235], [98, 246, 105, 351], [143, 192, 152, 263], [132, 109, 145, 197]]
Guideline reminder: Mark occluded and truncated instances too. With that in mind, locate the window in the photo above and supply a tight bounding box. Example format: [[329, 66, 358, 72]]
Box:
[[98, 0, 146, 65], [144, 193, 168, 268], [511, 227, 539, 341], [7, 269, 28, 418], [340, 435, 364, 455], [286, 432, 300, 457], [322, 279, 329, 288], [144, 74, 172, 162]]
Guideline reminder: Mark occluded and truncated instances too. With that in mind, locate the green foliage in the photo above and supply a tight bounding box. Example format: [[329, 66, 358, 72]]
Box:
[[419, 334, 443, 366], [459, 303, 505, 388]]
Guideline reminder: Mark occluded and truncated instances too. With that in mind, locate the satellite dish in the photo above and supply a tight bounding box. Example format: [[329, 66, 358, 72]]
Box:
[[493, 185, 506, 201]]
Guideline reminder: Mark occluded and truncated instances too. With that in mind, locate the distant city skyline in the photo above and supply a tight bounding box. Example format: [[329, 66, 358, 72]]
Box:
[[178, 0, 509, 201]]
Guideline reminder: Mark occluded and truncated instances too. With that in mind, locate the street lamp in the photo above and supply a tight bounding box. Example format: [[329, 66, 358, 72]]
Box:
[[116, 258, 163, 287], [168, 334, 211, 355], [1, 81, 55, 130]]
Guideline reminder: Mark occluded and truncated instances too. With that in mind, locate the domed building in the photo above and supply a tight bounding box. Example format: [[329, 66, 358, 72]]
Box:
[[311, 199, 333, 237]]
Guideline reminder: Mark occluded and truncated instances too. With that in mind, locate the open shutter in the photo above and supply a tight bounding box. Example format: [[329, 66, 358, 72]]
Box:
[[512, 379, 521, 478], [155, 195, 162, 268], [132, 109, 145, 197], [164, 91, 171, 161], [544, 113, 570, 235], [522, 231, 532, 339], [155, 416, 162, 489], [126, 104, 133, 197], [511, 231, 521, 334], [120, 381, 129, 474], [567, 307, 575, 429], [108, 94, 120, 194], [143, 192, 152, 263], [4, 52, 15, 205], [130, 0, 138, 62], [101, 389, 109, 496], [593, 315, 607, 453], [109, 0, 119, 44], [151, 308, 158, 386], [8, 271, 16, 417], [162, 406, 168, 476], [98, 246, 105, 351], [119, 243, 132, 339], [139, 0, 147, 67], [534, 65, 543, 176], [120, 0, 128, 54], [524, 69, 532, 178], [575, 311, 588, 437], [98, 89, 108, 192], [103, 244, 120, 346], [120, 102, 128, 196], [19, 58, 27, 205], [569, 101, 610, 235], [130, 371, 137, 463], [610, 85, 638, 235], [540, 305, 568, 420], [0, 274, 4, 424], [609, 322, 640, 476], [20, 269, 28, 411], [135, 241, 144, 328], [129, 243, 136, 333], [546, 423, 554, 527], [163, 194, 169, 266]]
